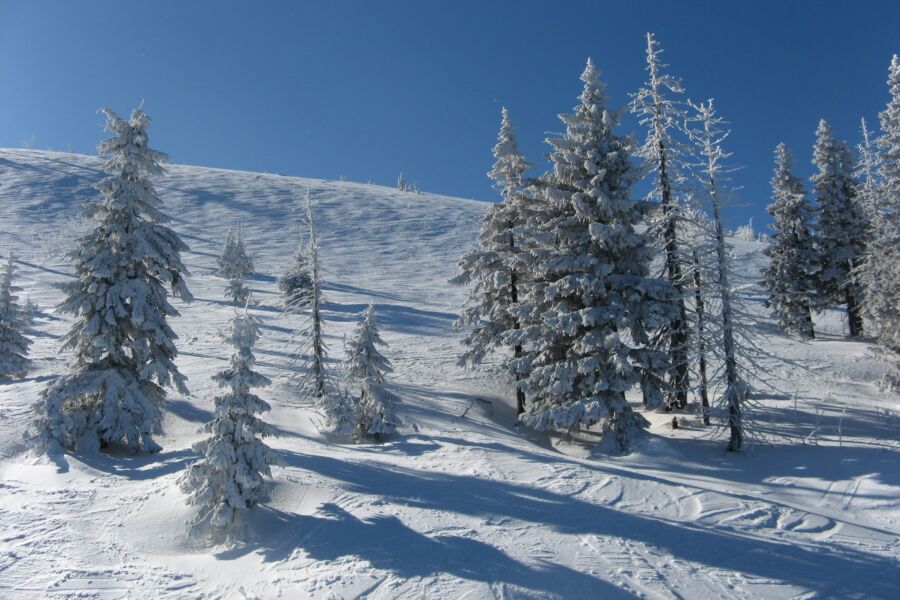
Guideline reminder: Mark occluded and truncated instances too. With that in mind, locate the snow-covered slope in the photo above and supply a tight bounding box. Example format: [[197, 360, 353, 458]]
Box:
[[0, 149, 897, 599]]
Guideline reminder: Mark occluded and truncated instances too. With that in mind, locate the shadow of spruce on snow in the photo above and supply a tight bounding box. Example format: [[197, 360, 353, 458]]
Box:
[[262, 451, 900, 599], [227, 502, 634, 598]]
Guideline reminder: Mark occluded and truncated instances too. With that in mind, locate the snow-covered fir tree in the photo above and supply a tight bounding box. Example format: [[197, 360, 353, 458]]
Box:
[[762, 143, 818, 339], [508, 59, 678, 454], [35, 107, 191, 453], [631, 32, 693, 411], [218, 225, 253, 305], [23, 296, 39, 329], [292, 197, 353, 432], [452, 106, 530, 414], [225, 277, 250, 306], [0, 252, 33, 379], [397, 172, 408, 192], [688, 99, 749, 452], [217, 226, 254, 280], [812, 119, 867, 337], [180, 310, 277, 542], [867, 55, 900, 390], [278, 233, 314, 311], [344, 304, 397, 442]]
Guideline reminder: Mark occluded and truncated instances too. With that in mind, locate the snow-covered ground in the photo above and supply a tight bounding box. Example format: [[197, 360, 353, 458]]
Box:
[[0, 148, 897, 599]]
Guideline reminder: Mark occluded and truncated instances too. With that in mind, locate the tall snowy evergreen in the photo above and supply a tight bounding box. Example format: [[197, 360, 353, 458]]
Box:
[[0, 253, 33, 379], [218, 226, 253, 305], [292, 197, 352, 432], [688, 100, 749, 452], [344, 304, 397, 442], [452, 106, 530, 414], [35, 107, 191, 453], [867, 55, 900, 389], [762, 143, 818, 339], [631, 32, 692, 411], [811, 119, 867, 337], [508, 59, 678, 454], [180, 311, 277, 542]]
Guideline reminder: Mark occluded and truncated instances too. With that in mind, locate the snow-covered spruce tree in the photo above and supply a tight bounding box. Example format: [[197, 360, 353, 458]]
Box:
[[292, 198, 353, 432], [397, 172, 408, 192], [452, 106, 530, 414], [0, 252, 33, 379], [867, 55, 900, 390], [687, 99, 749, 452], [631, 32, 692, 411], [180, 311, 277, 542], [218, 225, 253, 305], [344, 304, 397, 442], [812, 119, 867, 336], [217, 226, 254, 280], [278, 233, 314, 311], [23, 296, 39, 329], [225, 277, 250, 306], [34, 107, 191, 453], [508, 59, 678, 454], [762, 143, 818, 339]]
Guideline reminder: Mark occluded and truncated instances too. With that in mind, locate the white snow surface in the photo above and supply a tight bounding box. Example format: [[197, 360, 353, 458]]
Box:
[[0, 148, 898, 599]]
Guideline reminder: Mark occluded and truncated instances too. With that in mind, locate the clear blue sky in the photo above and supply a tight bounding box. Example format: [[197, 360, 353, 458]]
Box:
[[1, 1, 897, 228]]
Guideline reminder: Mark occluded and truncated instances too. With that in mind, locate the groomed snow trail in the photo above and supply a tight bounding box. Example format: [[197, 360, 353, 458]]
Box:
[[0, 149, 897, 599]]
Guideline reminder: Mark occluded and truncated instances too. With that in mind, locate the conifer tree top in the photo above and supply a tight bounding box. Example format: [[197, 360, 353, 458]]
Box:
[[488, 107, 528, 194], [576, 58, 607, 123], [98, 107, 168, 180]]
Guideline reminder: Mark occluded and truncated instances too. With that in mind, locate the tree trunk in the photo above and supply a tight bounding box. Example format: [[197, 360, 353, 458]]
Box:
[[657, 138, 690, 411], [803, 302, 815, 340], [692, 250, 710, 425], [510, 230, 526, 415], [710, 185, 742, 452], [846, 285, 864, 337]]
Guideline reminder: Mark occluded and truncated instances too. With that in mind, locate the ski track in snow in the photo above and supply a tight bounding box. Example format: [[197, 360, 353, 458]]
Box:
[[0, 149, 898, 599]]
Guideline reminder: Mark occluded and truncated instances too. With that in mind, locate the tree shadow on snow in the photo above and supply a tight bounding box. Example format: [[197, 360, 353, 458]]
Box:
[[76, 447, 197, 480], [226, 502, 632, 598], [323, 301, 456, 337], [324, 281, 414, 304], [276, 451, 900, 599], [168, 398, 214, 424]]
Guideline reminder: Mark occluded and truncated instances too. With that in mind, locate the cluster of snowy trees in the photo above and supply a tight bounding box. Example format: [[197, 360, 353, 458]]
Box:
[[455, 34, 788, 454], [26, 106, 400, 542], [11, 50, 896, 543], [397, 172, 420, 193], [763, 56, 899, 390]]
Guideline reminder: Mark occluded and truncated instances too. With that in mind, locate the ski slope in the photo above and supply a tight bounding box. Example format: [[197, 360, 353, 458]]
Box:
[[0, 148, 897, 599]]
